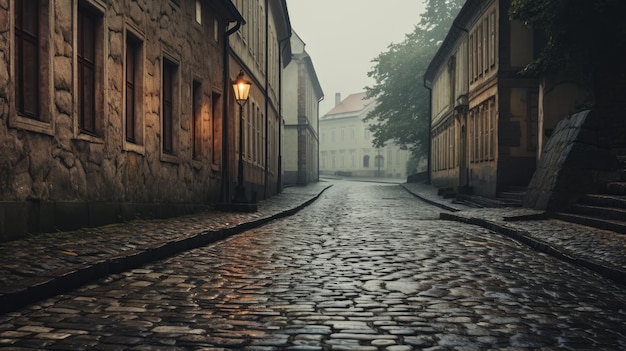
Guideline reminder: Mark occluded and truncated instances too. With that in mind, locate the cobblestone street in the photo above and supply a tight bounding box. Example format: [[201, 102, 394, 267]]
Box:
[[1, 181, 626, 350]]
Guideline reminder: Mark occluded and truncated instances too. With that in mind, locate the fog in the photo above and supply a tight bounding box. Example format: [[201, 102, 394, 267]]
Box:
[[286, 1, 428, 115]]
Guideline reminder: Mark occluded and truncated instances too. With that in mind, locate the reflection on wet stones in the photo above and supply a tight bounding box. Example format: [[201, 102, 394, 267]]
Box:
[[1, 182, 626, 349]]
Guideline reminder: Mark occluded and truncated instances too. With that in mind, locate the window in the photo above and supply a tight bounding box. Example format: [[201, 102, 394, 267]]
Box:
[[195, 0, 202, 24], [490, 11, 496, 67], [477, 21, 483, 76], [483, 17, 488, 74], [11, 1, 53, 133], [162, 59, 177, 155], [213, 18, 219, 42], [245, 102, 252, 159], [363, 155, 370, 168], [212, 92, 222, 164], [15, 1, 39, 119], [469, 98, 496, 163], [257, 106, 263, 165], [125, 33, 143, 145], [192, 80, 202, 160], [468, 33, 473, 82], [78, 5, 98, 135], [375, 155, 384, 168]]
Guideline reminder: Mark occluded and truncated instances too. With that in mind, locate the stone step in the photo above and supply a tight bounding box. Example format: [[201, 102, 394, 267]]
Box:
[[569, 204, 626, 222], [607, 182, 626, 195], [553, 212, 626, 234], [579, 194, 626, 209], [456, 194, 515, 208], [498, 191, 526, 202]]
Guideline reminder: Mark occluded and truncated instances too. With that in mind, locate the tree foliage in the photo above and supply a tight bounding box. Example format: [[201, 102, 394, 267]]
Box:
[[509, 0, 626, 88], [364, 0, 464, 157]]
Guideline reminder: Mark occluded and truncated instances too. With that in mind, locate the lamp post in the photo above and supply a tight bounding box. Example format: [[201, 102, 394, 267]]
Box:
[[232, 70, 253, 207]]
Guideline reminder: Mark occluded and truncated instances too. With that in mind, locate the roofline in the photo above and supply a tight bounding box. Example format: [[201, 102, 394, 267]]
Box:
[[423, 0, 490, 83], [272, 0, 292, 65], [303, 56, 324, 98], [212, 0, 245, 24]]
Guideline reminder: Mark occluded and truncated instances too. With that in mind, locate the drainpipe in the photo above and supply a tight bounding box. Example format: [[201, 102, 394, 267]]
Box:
[[221, 17, 244, 204], [277, 36, 290, 193], [423, 78, 432, 185], [264, 0, 270, 198], [317, 95, 324, 181]]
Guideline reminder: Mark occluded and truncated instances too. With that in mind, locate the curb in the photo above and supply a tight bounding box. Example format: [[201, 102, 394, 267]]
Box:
[[399, 183, 461, 212], [0, 185, 333, 315], [440, 212, 626, 286]]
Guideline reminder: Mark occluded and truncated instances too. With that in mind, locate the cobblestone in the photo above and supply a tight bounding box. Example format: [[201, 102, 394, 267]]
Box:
[[0, 180, 625, 349], [401, 182, 626, 283], [0, 181, 626, 351]]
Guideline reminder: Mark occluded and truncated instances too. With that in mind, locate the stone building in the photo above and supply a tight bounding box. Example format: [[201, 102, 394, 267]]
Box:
[[424, 0, 539, 198], [320, 93, 411, 179], [282, 31, 323, 186], [0, 0, 291, 241]]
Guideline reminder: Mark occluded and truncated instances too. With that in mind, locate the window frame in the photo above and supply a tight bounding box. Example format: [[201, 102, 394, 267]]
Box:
[[192, 79, 203, 161], [77, 4, 98, 135], [9, 0, 54, 135], [161, 57, 177, 158], [123, 25, 145, 154], [211, 91, 222, 166], [74, 0, 106, 141]]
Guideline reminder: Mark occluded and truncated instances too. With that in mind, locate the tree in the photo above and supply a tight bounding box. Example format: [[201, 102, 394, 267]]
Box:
[[364, 0, 464, 158]]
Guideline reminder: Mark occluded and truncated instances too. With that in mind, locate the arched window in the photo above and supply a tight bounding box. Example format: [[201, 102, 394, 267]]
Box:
[[375, 155, 384, 168], [363, 155, 370, 168]]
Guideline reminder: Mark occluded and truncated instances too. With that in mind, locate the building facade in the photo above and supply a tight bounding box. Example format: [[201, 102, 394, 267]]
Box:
[[320, 93, 411, 179], [282, 31, 323, 186], [424, 0, 539, 198], [223, 0, 291, 204], [0, 0, 291, 241]]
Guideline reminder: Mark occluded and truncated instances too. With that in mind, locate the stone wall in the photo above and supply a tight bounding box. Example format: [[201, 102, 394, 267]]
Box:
[[0, 0, 230, 241], [524, 110, 621, 212]]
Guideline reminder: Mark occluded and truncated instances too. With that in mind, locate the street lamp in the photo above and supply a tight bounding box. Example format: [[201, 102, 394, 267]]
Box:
[[231, 70, 255, 210]]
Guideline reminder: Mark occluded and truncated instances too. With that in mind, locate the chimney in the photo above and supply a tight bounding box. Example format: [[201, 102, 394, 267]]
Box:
[[335, 93, 341, 106]]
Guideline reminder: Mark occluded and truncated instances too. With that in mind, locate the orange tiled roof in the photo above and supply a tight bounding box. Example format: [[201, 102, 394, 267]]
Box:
[[322, 92, 372, 118]]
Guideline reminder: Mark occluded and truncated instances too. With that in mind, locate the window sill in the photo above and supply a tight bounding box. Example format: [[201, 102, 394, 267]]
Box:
[[9, 115, 54, 136]]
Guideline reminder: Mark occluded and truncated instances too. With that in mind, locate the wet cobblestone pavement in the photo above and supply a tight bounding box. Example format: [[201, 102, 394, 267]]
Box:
[[401, 183, 626, 284], [0, 183, 331, 312], [1, 180, 626, 350]]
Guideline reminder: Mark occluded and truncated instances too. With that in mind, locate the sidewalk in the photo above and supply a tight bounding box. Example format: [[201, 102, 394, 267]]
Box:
[[0, 182, 332, 315], [401, 182, 626, 286]]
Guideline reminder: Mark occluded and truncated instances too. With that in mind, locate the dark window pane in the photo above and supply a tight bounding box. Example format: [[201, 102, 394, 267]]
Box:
[[15, 1, 40, 119], [126, 84, 135, 142], [78, 7, 97, 134], [81, 65, 95, 132], [126, 39, 137, 142], [22, 1, 38, 35], [163, 102, 173, 153], [192, 81, 201, 159], [162, 61, 175, 154], [23, 40, 39, 116]]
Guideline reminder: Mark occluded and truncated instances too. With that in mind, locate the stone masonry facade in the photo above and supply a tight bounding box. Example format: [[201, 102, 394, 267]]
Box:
[[0, 0, 238, 241]]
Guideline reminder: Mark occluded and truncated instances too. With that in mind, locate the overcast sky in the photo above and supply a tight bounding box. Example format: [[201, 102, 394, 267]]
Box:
[[285, 1, 428, 115]]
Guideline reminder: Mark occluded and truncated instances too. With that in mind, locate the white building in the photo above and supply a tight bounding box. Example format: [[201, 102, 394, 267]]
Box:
[[282, 31, 324, 185], [320, 93, 411, 179]]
